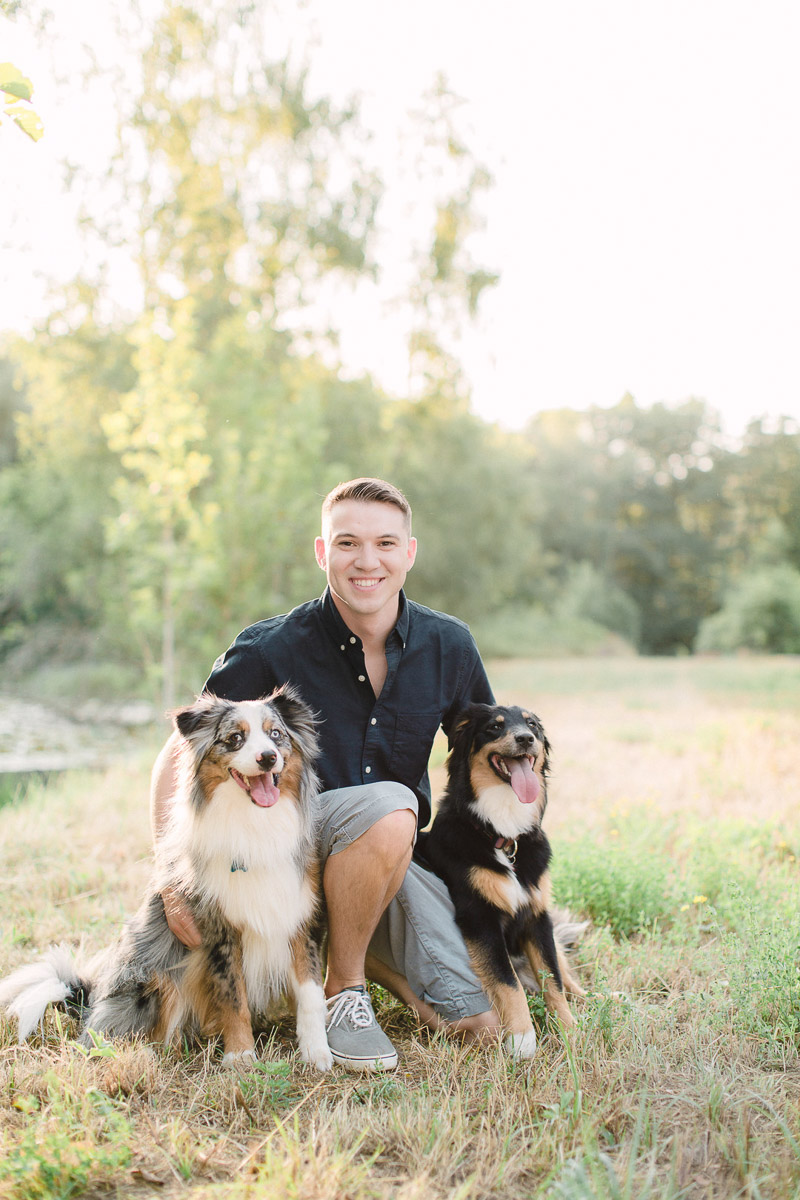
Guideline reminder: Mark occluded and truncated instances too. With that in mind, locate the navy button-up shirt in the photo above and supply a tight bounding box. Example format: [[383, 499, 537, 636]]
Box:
[[203, 589, 494, 828]]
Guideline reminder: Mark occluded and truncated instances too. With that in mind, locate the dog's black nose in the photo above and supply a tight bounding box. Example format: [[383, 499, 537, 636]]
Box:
[[257, 750, 278, 770], [514, 731, 535, 749]]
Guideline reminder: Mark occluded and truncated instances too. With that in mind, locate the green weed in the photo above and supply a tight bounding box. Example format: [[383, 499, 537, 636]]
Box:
[[0, 1076, 132, 1200]]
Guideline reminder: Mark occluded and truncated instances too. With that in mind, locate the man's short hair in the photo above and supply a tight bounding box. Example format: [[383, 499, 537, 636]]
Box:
[[321, 478, 412, 533]]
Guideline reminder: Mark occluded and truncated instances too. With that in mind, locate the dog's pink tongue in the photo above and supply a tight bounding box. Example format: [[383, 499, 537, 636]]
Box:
[[507, 758, 540, 805], [249, 774, 280, 808]]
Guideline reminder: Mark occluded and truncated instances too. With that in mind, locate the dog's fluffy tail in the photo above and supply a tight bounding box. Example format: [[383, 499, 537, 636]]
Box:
[[0, 946, 92, 1042], [514, 908, 589, 993]]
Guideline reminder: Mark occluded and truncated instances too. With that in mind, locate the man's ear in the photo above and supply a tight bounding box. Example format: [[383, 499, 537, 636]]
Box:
[[314, 536, 327, 570], [406, 536, 418, 569]]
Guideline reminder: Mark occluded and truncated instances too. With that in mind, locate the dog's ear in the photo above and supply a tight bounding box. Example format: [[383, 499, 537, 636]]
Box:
[[172, 695, 224, 741], [268, 684, 320, 759], [448, 703, 490, 755]]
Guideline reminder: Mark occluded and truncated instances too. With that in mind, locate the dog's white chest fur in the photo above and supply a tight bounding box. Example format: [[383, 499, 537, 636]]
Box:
[[170, 780, 316, 1009], [471, 785, 537, 839]]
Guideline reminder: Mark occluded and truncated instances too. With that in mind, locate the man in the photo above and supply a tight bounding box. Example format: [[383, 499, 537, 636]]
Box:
[[151, 477, 503, 1070]]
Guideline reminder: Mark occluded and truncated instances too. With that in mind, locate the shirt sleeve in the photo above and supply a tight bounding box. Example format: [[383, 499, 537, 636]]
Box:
[[203, 625, 278, 701], [440, 631, 495, 740]]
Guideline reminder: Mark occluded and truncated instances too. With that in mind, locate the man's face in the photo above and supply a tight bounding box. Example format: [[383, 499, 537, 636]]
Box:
[[315, 500, 417, 622]]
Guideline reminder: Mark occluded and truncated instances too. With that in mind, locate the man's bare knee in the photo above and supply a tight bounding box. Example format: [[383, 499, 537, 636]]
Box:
[[354, 808, 416, 860]]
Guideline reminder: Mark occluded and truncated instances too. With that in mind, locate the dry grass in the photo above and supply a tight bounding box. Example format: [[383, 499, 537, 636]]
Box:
[[2, 656, 800, 1199]]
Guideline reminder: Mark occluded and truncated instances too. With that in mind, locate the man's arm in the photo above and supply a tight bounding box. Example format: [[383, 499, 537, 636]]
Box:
[[150, 732, 202, 949]]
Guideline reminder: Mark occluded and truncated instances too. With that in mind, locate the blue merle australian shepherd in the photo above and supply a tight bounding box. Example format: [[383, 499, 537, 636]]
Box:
[[0, 687, 332, 1071]]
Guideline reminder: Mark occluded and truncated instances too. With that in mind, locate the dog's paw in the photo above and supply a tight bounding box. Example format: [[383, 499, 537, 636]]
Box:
[[221, 1048, 258, 1069], [504, 1030, 537, 1059], [299, 1038, 333, 1072]]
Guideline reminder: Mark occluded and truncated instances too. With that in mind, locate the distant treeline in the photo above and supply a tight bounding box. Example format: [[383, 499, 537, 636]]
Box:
[[1, 318, 799, 703], [3, 0, 800, 703]]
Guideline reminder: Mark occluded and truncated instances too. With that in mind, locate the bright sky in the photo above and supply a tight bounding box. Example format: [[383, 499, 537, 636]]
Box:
[[3, 1, 799, 434]]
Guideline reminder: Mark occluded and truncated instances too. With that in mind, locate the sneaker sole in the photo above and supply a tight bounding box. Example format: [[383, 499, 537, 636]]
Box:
[[330, 1049, 399, 1072]]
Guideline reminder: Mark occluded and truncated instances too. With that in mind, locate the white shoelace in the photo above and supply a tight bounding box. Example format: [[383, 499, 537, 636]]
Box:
[[326, 989, 374, 1030]]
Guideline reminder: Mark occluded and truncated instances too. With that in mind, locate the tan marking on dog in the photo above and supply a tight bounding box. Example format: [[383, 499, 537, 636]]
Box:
[[463, 940, 534, 1036], [522, 940, 577, 1028], [182, 942, 256, 1056], [470, 753, 502, 797], [526, 870, 553, 915], [197, 758, 229, 803], [152, 978, 183, 1044], [288, 925, 321, 987], [278, 746, 303, 797], [469, 865, 526, 914]]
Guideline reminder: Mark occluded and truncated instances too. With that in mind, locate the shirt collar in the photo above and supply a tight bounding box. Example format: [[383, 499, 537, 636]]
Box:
[[320, 587, 409, 649]]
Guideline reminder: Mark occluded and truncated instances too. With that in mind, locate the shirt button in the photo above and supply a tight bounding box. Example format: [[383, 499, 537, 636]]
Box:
[[349, 636, 357, 644], [365, 766, 372, 774], [340, 644, 345, 651], [370, 718, 377, 725], [358, 675, 366, 682]]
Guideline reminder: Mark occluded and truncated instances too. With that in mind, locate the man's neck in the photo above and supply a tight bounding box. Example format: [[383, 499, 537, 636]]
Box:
[[328, 590, 399, 651]]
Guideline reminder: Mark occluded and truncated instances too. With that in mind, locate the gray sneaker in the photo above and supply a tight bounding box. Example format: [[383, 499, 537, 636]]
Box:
[[325, 987, 398, 1071]]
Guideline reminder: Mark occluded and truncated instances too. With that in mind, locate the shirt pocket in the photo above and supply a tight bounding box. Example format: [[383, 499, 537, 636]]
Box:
[[391, 712, 442, 784]]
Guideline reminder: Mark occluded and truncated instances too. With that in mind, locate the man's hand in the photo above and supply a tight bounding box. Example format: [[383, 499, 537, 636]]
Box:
[[162, 885, 202, 949]]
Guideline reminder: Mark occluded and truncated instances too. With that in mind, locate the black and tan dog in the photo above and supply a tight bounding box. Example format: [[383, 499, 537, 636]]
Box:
[[416, 702, 583, 1058]]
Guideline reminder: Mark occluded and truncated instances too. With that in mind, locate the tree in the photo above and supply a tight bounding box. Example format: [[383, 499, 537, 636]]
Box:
[[1, 60, 43, 141], [521, 396, 731, 653], [696, 565, 800, 654], [101, 304, 214, 709], [402, 78, 499, 401]]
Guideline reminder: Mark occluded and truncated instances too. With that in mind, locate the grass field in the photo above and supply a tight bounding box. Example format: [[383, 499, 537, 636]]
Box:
[[1, 655, 800, 1199]]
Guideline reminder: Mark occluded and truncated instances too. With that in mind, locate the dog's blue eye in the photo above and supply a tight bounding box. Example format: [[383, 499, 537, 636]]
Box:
[[270, 728, 286, 743]]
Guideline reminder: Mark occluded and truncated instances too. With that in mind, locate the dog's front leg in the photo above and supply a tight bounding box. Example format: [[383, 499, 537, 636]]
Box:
[[462, 924, 537, 1059], [190, 936, 256, 1066], [287, 930, 332, 1072], [520, 910, 576, 1029]]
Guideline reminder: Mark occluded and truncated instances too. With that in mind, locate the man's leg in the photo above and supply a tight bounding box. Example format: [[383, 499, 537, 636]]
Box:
[[324, 807, 416, 997], [365, 952, 501, 1043], [317, 784, 502, 1063], [317, 782, 419, 1070], [367, 859, 507, 1044]]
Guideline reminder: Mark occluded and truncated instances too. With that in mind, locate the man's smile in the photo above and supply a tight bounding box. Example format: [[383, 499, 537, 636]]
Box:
[[350, 578, 384, 590]]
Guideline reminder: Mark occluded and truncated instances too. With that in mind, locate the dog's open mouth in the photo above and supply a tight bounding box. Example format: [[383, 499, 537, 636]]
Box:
[[489, 754, 540, 805], [229, 769, 281, 808]]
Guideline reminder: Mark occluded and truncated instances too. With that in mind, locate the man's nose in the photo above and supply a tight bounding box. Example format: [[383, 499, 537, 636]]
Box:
[[355, 544, 379, 569]]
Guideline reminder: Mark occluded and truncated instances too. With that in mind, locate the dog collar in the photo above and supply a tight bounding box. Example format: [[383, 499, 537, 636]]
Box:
[[494, 836, 518, 864]]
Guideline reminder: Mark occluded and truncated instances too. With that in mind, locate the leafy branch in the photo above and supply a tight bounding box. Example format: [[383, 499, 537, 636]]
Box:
[[1, 60, 43, 140]]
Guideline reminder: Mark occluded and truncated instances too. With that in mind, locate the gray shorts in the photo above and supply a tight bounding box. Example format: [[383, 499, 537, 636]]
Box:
[[317, 782, 491, 1023]]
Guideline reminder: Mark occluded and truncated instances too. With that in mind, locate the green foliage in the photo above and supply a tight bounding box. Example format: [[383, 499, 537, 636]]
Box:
[[471, 605, 631, 660], [4, 1, 800, 688], [552, 837, 676, 938], [0, 1076, 132, 1200], [558, 562, 642, 645], [1, 61, 43, 141], [696, 564, 800, 653]]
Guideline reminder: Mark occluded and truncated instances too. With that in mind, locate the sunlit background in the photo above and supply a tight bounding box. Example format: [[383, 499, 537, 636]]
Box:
[[3, 0, 800, 707]]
